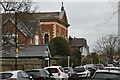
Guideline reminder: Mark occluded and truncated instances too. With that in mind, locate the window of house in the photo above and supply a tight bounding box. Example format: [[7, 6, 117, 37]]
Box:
[[30, 38, 32, 44], [44, 34, 49, 44], [35, 35, 39, 45]]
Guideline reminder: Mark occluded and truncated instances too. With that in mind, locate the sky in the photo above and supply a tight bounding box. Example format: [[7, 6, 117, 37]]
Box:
[[31, 0, 119, 52]]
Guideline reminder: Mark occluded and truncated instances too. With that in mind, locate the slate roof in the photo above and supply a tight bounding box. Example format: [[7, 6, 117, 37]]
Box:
[[34, 11, 69, 26], [1, 45, 51, 58], [2, 13, 38, 38], [69, 37, 87, 48], [34, 12, 60, 19], [2, 8, 69, 38]]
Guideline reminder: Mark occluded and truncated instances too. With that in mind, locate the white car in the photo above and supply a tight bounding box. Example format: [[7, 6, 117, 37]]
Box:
[[44, 66, 68, 80], [104, 66, 120, 71], [92, 69, 120, 80], [2, 70, 33, 80], [74, 66, 91, 78]]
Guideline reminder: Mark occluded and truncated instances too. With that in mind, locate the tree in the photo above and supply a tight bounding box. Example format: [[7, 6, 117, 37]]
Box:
[[93, 34, 119, 63], [0, 0, 39, 13], [70, 48, 81, 66], [1, 0, 39, 50], [91, 52, 99, 64], [48, 37, 70, 56]]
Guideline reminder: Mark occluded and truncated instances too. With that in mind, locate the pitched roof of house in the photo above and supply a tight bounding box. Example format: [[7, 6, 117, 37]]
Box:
[[33, 10, 69, 26], [69, 37, 87, 48], [2, 6, 70, 38], [1, 45, 51, 58], [2, 13, 38, 38]]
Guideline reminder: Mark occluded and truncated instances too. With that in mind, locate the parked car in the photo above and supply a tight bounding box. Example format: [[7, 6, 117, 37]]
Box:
[[0, 72, 9, 80], [104, 67, 120, 71], [74, 66, 91, 78], [86, 67, 96, 77], [91, 69, 120, 80], [44, 66, 68, 80], [106, 64, 114, 67], [25, 69, 53, 80], [95, 64, 104, 70], [84, 64, 97, 77], [1, 70, 33, 80], [63, 67, 79, 80]]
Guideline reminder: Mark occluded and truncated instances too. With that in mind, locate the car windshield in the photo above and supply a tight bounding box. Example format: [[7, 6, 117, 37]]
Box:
[[64, 67, 74, 73], [74, 67, 85, 72], [59, 67, 64, 72], [93, 72, 120, 80], [26, 70, 42, 78]]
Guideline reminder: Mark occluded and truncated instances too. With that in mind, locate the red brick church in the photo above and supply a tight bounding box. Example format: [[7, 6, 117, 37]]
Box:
[[2, 3, 70, 46]]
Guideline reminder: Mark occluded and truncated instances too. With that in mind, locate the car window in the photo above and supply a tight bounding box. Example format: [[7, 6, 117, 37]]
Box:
[[40, 69, 49, 77], [64, 68, 74, 73], [46, 68, 58, 73], [93, 72, 120, 79], [17, 72, 23, 78], [74, 67, 85, 72], [26, 70, 41, 78], [59, 67, 64, 72], [0, 73, 13, 79], [18, 71, 29, 78]]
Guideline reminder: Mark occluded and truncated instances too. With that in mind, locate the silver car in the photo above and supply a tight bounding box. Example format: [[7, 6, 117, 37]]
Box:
[[0, 70, 33, 80]]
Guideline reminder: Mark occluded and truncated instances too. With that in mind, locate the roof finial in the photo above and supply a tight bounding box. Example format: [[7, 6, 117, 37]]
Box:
[[61, 1, 64, 11]]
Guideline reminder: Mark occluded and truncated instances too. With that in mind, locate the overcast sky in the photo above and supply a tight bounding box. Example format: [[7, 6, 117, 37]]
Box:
[[32, 0, 118, 52]]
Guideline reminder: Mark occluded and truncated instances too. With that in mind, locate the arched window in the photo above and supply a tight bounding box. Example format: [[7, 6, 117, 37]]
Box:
[[44, 34, 49, 44]]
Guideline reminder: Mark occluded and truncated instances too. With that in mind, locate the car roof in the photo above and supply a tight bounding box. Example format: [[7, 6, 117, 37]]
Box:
[[45, 66, 62, 68], [74, 66, 85, 68], [26, 69, 43, 71], [64, 67, 73, 68], [4, 70, 23, 73], [96, 69, 120, 74]]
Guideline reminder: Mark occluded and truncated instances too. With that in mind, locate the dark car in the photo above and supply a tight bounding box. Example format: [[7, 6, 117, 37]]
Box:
[[25, 69, 53, 80], [64, 67, 79, 80]]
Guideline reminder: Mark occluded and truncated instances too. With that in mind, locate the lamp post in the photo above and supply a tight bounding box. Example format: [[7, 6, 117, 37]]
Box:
[[15, 11, 18, 70]]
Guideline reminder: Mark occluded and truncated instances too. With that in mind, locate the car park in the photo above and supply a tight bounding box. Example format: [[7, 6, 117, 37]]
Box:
[[0, 70, 33, 80], [44, 66, 68, 80], [74, 66, 91, 78], [25, 69, 53, 80], [91, 69, 120, 80], [63, 67, 79, 80]]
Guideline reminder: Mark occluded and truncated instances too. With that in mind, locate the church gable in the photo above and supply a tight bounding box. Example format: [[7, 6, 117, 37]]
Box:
[[58, 2, 70, 27], [60, 11, 69, 26]]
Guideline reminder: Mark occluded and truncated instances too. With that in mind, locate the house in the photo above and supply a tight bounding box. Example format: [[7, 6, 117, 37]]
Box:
[[69, 36, 89, 56]]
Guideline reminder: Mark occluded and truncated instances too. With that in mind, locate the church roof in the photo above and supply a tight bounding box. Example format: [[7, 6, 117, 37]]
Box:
[[2, 4, 69, 37]]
